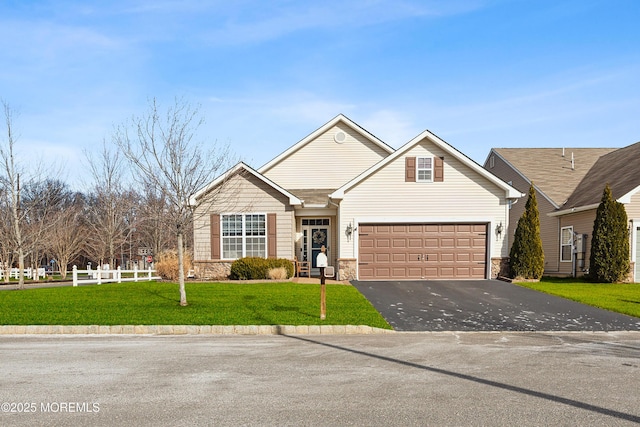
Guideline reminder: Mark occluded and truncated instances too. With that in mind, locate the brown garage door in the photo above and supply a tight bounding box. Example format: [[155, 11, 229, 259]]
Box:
[[358, 223, 487, 280]]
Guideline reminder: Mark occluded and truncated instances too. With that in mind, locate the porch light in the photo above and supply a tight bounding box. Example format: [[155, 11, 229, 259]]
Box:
[[345, 223, 354, 238], [495, 222, 503, 237]]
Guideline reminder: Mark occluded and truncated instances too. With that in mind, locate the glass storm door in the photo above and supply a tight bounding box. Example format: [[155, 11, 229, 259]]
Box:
[[301, 218, 330, 269], [310, 227, 329, 268]]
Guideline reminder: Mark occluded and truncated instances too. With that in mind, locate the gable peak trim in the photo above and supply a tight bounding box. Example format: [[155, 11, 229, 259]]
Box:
[[257, 114, 394, 174]]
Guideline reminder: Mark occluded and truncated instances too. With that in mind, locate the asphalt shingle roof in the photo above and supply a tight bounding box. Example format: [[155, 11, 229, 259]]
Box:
[[562, 141, 640, 209], [287, 189, 335, 205], [493, 147, 616, 206]]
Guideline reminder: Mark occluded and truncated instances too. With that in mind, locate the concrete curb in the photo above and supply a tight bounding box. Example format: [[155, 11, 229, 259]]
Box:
[[0, 325, 396, 335]]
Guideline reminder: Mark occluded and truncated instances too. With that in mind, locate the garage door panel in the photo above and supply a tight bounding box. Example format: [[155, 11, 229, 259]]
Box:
[[360, 253, 374, 263], [376, 253, 390, 263], [359, 223, 487, 280], [425, 238, 439, 248], [456, 253, 470, 262], [408, 239, 423, 248], [393, 253, 407, 262], [393, 239, 407, 248], [376, 239, 390, 248], [440, 253, 455, 262], [360, 238, 374, 249], [407, 267, 422, 276], [440, 238, 455, 247]]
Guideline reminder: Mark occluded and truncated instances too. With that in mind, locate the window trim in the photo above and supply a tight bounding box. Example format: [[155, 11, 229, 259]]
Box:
[[416, 156, 433, 182], [560, 226, 573, 263], [220, 213, 268, 260]]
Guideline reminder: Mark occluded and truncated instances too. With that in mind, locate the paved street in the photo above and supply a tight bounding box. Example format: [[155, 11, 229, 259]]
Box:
[[1, 333, 639, 426]]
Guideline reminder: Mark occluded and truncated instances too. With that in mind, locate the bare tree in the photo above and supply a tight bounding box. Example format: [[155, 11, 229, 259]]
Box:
[[136, 188, 174, 261], [84, 141, 132, 269], [21, 179, 74, 276], [114, 97, 233, 306], [0, 187, 14, 283], [0, 101, 44, 288], [48, 192, 86, 279], [0, 101, 26, 287]]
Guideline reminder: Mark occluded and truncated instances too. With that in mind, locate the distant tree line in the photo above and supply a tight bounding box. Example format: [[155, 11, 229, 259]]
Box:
[[1, 98, 233, 304], [0, 171, 181, 285]]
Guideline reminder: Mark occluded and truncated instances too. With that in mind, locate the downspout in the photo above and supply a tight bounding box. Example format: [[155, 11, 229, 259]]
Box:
[[328, 198, 340, 278]]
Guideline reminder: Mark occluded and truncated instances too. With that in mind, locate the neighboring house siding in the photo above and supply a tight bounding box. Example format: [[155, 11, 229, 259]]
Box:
[[557, 210, 596, 276], [538, 197, 560, 272], [625, 192, 640, 219], [487, 152, 560, 274], [262, 124, 390, 189], [193, 172, 295, 261], [338, 141, 509, 263]]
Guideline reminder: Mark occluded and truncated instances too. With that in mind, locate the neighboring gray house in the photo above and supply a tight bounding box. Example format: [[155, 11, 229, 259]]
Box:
[[191, 114, 521, 281], [485, 143, 640, 281]]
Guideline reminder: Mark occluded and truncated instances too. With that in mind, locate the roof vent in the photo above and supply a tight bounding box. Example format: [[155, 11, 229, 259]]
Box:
[[334, 131, 346, 144]]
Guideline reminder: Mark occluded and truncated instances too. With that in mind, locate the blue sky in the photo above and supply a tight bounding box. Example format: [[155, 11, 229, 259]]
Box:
[[1, 0, 639, 189]]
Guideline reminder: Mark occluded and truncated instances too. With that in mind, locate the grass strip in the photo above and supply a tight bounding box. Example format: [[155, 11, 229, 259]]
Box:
[[516, 278, 640, 318], [0, 281, 391, 328]]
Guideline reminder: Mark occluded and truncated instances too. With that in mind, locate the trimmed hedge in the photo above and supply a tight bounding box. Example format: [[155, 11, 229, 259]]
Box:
[[230, 257, 295, 280]]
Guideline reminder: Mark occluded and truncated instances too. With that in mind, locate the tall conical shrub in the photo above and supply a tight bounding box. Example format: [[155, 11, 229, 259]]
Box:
[[510, 184, 545, 279], [589, 184, 630, 282]]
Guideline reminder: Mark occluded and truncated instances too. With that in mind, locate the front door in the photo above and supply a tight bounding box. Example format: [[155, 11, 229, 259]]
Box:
[[310, 227, 329, 268], [301, 218, 330, 274]]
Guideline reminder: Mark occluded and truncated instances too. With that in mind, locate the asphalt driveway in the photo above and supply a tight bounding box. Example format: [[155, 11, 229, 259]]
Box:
[[352, 279, 640, 332]]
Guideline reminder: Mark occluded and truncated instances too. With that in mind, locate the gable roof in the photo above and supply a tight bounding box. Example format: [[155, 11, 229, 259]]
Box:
[[331, 129, 522, 200], [560, 141, 640, 210], [189, 161, 302, 206], [258, 113, 395, 174], [490, 148, 616, 208]]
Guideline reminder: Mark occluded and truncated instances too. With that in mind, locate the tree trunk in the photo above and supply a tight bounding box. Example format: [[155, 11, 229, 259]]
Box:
[[177, 232, 187, 306], [17, 247, 25, 289]]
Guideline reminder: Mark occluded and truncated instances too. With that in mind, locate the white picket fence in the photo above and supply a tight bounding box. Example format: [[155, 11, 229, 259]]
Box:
[[72, 265, 162, 287], [0, 268, 47, 280]]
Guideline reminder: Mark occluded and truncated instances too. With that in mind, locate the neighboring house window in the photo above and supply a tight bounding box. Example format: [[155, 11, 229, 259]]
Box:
[[561, 226, 573, 262], [489, 155, 495, 169], [222, 214, 266, 259], [417, 157, 433, 182]]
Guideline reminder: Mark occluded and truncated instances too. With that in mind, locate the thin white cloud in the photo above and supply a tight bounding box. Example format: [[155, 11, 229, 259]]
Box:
[[195, 0, 486, 46]]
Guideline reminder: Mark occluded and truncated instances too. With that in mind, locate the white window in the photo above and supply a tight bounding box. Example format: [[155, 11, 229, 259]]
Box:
[[222, 214, 266, 259], [416, 157, 433, 182], [561, 226, 573, 262]]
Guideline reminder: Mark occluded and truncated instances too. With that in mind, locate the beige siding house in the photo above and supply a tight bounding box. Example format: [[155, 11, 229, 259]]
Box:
[[191, 114, 521, 281], [485, 142, 640, 281]]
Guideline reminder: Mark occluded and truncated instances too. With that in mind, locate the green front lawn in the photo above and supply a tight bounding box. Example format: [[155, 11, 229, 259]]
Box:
[[0, 281, 391, 328], [516, 277, 640, 318]]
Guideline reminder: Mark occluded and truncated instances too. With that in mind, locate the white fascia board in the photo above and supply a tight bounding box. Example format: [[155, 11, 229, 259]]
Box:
[[549, 186, 640, 217], [258, 114, 394, 174], [548, 203, 600, 217], [354, 216, 497, 224], [189, 162, 302, 207], [331, 131, 524, 200], [618, 184, 640, 204]]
